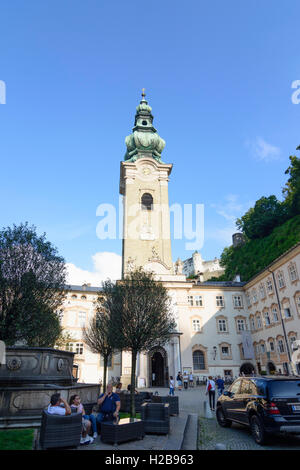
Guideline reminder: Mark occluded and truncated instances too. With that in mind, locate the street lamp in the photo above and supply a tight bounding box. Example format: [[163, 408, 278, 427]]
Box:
[[213, 346, 217, 360]]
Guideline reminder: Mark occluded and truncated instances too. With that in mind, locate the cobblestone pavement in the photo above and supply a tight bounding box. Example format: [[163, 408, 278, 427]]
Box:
[[198, 416, 300, 450], [147, 386, 300, 450]]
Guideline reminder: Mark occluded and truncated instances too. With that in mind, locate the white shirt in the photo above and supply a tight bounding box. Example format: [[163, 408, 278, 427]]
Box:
[[206, 379, 216, 392], [183, 374, 188, 382], [170, 379, 175, 388], [47, 404, 66, 415]]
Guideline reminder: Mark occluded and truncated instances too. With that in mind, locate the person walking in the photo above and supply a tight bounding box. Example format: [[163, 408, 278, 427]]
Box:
[[205, 376, 216, 411], [216, 376, 225, 397], [169, 376, 175, 396], [176, 372, 183, 391], [183, 371, 189, 390]]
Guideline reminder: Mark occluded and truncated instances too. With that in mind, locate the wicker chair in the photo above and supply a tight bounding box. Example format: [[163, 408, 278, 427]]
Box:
[[82, 402, 97, 415], [39, 410, 82, 449], [119, 393, 148, 413], [141, 403, 170, 434], [151, 396, 179, 415]]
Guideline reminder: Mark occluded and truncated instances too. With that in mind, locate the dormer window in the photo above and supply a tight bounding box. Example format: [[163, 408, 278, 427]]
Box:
[[141, 193, 153, 211]]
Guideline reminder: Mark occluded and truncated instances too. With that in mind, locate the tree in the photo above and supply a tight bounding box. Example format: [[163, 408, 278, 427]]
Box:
[[283, 150, 300, 217], [82, 280, 119, 392], [0, 222, 66, 346], [114, 268, 176, 417], [236, 195, 287, 240]]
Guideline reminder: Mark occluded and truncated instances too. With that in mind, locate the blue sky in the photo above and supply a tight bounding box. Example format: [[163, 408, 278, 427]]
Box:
[[0, 0, 299, 283]]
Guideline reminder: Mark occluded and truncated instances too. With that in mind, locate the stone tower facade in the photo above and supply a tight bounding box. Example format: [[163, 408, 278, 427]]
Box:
[[120, 92, 174, 278]]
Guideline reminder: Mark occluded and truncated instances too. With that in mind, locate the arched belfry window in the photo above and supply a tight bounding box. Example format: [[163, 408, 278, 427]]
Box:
[[141, 193, 153, 211]]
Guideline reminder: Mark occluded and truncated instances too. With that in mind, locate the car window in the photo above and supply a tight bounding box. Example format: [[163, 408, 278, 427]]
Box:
[[253, 379, 266, 396], [240, 379, 257, 395], [240, 380, 251, 394], [268, 380, 300, 398], [230, 379, 241, 394]]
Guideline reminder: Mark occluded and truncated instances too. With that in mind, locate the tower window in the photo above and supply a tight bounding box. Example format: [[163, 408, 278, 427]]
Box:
[[141, 193, 153, 211], [142, 120, 148, 125]]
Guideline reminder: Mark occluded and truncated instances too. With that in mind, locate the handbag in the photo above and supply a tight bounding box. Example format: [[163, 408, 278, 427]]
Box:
[[207, 381, 212, 392]]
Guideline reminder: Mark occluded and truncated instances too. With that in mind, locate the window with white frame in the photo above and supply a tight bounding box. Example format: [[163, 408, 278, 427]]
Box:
[[289, 336, 297, 349], [192, 319, 201, 332], [188, 295, 194, 306], [237, 318, 245, 331], [277, 272, 285, 289], [233, 295, 243, 308], [266, 279, 273, 293], [264, 311, 271, 326], [216, 295, 224, 307], [218, 319, 227, 332], [269, 341, 275, 352], [278, 339, 285, 353], [272, 307, 279, 322], [194, 295, 203, 306], [221, 346, 229, 356], [250, 317, 255, 331], [284, 307, 292, 319], [288, 263, 298, 282], [261, 343, 265, 354], [75, 343, 83, 355], [66, 342, 83, 355], [259, 284, 266, 299], [78, 311, 86, 326], [256, 315, 262, 329]]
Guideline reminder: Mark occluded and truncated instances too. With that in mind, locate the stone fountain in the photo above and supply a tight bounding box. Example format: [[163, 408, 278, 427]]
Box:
[[0, 347, 100, 429]]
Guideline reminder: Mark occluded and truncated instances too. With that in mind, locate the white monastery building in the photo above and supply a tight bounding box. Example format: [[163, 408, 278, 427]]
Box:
[[60, 93, 300, 387]]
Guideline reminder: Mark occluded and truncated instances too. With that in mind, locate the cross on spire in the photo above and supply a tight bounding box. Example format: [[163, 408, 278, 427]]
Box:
[[141, 88, 146, 99]]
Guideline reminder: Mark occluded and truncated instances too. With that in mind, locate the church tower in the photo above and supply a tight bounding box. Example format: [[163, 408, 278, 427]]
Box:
[[120, 91, 174, 278]]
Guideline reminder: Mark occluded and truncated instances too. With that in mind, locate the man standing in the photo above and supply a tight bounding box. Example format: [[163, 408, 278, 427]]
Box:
[[183, 371, 189, 390], [216, 376, 225, 397], [96, 383, 120, 427], [189, 372, 194, 388], [205, 376, 216, 411]]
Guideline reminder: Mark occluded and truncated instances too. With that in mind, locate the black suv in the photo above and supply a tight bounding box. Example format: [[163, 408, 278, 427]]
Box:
[[216, 376, 300, 444]]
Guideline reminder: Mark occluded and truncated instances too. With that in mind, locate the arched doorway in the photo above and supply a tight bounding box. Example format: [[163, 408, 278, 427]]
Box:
[[240, 362, 255, 375], [267, 361, 276, 374], [148, 347, 168, 387]]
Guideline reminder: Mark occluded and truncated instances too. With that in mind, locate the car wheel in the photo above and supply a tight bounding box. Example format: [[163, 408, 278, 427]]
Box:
[[250, 415, 268, 445], [216, 406, 232, 428]]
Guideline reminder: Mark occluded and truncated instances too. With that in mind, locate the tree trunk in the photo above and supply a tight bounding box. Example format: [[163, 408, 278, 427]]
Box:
[[130, 349, 137, 418], [103, 355, 108, 392]]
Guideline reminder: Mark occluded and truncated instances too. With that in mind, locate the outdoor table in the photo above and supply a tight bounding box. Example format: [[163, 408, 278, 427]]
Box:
[[100, 418, 145, 445]]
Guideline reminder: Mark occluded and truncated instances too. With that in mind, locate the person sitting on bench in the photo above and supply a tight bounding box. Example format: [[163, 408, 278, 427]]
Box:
[[96, 383, 120, 426]]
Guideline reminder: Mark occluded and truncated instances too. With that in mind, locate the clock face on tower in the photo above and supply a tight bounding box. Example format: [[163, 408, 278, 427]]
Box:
[[138, 163, 155, 182]]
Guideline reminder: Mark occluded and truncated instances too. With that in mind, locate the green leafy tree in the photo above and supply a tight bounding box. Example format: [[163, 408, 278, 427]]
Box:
[[236, 195, 287, 240], [82, 280, 120, 391], [283, 150, 300, 217], [0, 222, 66, 346], [114, 268, 176, 417]]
